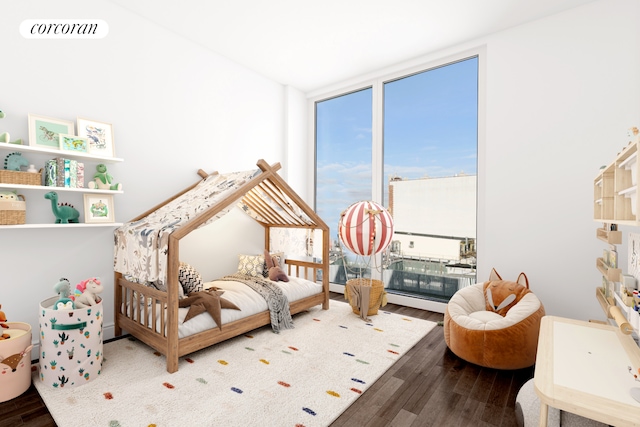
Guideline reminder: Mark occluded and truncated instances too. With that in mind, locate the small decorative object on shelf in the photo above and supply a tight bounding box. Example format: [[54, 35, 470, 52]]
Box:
[[0, 190, 18, 200], [3, 152, 27, 171], [0, 108, 7, 143], [0, 109, 21, 145], [0, 151, 41, 186], [44, 191, 79, 224], [88, 163, 121, 190], [0, 191, 26, 225]]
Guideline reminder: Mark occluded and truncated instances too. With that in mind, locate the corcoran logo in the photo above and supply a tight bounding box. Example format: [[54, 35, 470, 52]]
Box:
[[20, 19, 108, 39]]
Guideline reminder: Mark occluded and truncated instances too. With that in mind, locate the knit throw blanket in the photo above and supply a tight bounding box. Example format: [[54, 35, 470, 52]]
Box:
[[219, 274, 294, 333]]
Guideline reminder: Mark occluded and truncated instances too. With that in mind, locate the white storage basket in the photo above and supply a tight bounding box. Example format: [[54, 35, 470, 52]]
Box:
[[38, 296, 103, 388], [0, 322, 33, 402]]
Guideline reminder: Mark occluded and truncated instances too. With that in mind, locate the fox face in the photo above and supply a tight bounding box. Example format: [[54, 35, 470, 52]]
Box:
[[483, 269, 530, 316]]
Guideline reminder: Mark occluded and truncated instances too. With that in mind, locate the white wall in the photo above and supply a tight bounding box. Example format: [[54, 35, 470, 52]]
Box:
[[481, 0, 640, 321], [0, 0, 286, 349], [3, 0, 639, 356], [307, 0, 640, 320]]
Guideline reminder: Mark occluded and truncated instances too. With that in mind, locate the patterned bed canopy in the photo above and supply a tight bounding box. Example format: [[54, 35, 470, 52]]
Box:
[[113, 159, 329, 284]]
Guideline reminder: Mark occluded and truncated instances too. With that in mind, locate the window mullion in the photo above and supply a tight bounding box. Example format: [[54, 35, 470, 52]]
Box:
[[371, 80, 384, 204]]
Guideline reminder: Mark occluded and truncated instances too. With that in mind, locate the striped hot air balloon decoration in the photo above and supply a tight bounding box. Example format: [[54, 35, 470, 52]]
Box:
[[338, 201, 394, 256]]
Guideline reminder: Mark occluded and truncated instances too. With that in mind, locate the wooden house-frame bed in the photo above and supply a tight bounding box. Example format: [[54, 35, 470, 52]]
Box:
[[113, 159, 330, 373]]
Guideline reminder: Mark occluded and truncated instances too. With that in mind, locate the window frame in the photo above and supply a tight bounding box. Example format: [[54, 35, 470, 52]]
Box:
[[307, 46, 485, 311]]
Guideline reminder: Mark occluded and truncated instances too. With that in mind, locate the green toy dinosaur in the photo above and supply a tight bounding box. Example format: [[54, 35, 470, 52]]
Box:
[[88, 163, 122, 191], [0, 109, 22, 144], [44, 191, 80, 224]]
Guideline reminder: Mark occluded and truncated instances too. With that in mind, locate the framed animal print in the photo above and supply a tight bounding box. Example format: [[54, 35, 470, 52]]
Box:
[[83, 194, 115, 223], [76, 117, 115, 157], [59, 134, 88, 153], [28, 114, 75, 149]]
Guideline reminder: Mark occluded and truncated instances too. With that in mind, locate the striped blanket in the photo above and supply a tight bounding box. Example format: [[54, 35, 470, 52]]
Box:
[[219, 274, 294, 333]]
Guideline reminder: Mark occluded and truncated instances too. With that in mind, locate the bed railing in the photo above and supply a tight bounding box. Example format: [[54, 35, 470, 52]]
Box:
[[285, 258, 323, 282], [115, 276, 169, 342]]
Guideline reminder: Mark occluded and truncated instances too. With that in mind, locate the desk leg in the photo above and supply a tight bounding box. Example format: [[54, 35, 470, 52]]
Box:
[[538, 402, 548, 427]]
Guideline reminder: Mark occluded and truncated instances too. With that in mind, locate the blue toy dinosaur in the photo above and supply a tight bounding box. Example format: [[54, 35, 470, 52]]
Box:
[[4, 152, 28, 171]]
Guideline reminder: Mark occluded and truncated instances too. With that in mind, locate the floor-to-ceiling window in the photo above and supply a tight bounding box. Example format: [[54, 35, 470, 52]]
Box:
[[315, 54, 479, 303]]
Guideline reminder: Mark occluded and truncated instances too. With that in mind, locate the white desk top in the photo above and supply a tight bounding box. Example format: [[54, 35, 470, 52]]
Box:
[[534, 316, 640, 426]]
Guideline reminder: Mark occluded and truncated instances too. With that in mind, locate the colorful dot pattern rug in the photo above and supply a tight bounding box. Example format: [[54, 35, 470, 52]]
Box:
[[33, 300, 437, 426]]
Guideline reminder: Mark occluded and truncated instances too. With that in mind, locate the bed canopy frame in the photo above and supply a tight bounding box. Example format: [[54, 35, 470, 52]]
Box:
[[114, 159, 330, 372]]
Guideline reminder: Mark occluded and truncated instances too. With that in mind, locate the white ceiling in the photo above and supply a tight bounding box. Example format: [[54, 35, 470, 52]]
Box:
[[111, 0, 598, 93]]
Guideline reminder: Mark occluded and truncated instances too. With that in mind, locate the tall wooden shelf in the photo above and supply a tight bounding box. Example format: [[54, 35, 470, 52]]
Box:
[[594, 136, 640, 336], [594, 140, 639, 225]]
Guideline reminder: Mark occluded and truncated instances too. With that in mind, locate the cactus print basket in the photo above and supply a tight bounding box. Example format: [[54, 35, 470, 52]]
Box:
[[38, 296, 103, 389]]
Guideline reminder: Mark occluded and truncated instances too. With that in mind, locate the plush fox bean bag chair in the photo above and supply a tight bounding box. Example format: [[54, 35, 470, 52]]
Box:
[[443, 269, 545, 370]]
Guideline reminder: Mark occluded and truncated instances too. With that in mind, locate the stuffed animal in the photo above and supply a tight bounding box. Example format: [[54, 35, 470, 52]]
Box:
[[483, 268, 531, 316], [0, 109, 7, 143], [88, 163, 122, 190], [0, 190, 18, 201], [53, 278, 75, 310], [74, 277, 104, 308], [0, 304, 10, 340], [263, 249, 288, 282]]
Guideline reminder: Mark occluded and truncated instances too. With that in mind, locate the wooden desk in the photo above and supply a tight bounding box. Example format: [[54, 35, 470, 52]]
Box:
[[534, 316, 640, 427]]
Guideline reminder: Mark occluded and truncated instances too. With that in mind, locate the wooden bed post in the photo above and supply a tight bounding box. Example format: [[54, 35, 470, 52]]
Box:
[[114, 271, 123, 336], [166, 235, 181, 373]]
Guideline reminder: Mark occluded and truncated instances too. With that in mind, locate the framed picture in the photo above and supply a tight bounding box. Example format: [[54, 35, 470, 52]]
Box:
[[76, 117, 115, 157], [59, 134, 88, 152], [83, 194, 115, 223], [28, 114, 75, 149]]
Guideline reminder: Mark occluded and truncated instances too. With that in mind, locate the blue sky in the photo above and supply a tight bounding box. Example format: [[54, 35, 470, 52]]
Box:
[[316, 57, 478, 241]]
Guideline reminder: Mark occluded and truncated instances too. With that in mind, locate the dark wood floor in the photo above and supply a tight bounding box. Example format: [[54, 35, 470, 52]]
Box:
[[0, 292, 533, 427]]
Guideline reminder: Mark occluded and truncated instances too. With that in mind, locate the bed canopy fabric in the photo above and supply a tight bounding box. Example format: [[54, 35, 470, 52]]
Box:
[[113, 160, 327, 285]]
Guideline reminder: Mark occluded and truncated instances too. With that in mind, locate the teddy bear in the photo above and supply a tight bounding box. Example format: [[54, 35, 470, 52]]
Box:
[[263, 249, 288, 282], [88, 163, 122, 190]]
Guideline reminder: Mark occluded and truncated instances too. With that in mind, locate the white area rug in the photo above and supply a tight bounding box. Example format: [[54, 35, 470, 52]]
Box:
[[34, 300, 436, 427]]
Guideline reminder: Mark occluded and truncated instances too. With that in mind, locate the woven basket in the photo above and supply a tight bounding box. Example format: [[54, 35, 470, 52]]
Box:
[[345, 278, 386, 316], [0, 195, 26, 225], [0, 170, 41, 186]]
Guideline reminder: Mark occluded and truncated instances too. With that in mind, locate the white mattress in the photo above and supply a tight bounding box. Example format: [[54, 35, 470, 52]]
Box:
[[126, 276, 322, 338]]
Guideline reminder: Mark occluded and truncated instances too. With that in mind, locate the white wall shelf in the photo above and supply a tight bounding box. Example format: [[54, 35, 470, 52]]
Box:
[[0, 141, 124, 228], [0, 183, 122, 194], [0, 223, 123, 229], [0, 142, 123, 163]]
